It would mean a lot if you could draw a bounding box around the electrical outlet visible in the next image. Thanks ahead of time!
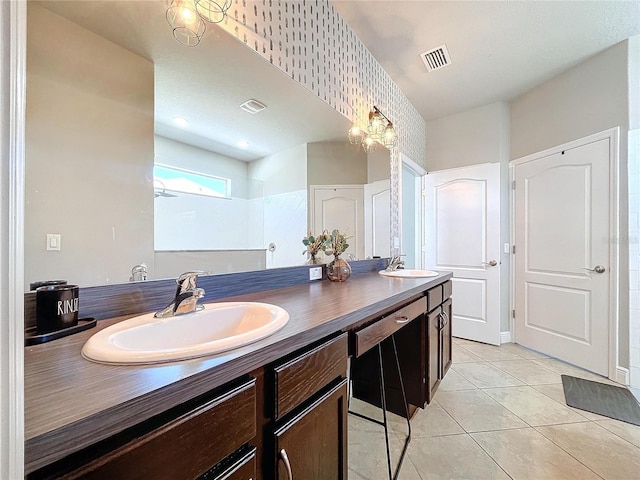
[309,266,323,281]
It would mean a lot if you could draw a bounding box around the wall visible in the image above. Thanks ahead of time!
[425,103,512,333]
[307,141,368,187]
[367,147,391,183]
[24,5,154,288]
[154,250,265,278]
[249,144,308,268]
[511,39,631,371]
[426,103,508,172]
[155,135,251,198]
[154,135,260,252]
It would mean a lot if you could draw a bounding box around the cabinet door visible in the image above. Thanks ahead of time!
[274,379,348,480]
[426,308,441,404]
[441,298,453,378]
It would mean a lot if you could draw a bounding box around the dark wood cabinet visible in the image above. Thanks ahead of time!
[273,379,348,480]
[270,334,349,480]
[426,282,453,403]
[441,297,452,378]
[46,378,257,480]
[426,308,441,403]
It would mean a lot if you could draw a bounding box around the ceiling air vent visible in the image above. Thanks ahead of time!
[420,44,451,72]
[239,99,267,114]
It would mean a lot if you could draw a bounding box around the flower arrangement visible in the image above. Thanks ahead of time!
[324,229,351,257]
[302,231,330,263]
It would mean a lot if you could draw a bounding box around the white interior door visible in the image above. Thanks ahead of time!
[310,185,364,260]
[425,163,501,345]
[513,136,612,376]
[364,179,390,259]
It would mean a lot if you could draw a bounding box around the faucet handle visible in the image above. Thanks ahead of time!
[176,270,208,292]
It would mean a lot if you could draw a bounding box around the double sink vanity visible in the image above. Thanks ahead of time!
[24,264,452,479]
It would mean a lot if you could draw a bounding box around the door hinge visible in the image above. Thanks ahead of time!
[512,309,516,319]
[512,180,516,190]
[512,245,516,254]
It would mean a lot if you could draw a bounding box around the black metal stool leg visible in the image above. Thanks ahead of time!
[390,335,411,480]
[347,335,413,480]
[377,342,394,480]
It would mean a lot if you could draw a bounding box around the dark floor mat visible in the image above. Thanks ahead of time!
[561,375,640,426]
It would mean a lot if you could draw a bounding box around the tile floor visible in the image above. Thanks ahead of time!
[348,338,640,479]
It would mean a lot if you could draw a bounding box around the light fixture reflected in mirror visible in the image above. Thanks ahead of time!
[166,0,206,47]
[348,106,397,152]
[166,0,232,46]
[195,0,232,24]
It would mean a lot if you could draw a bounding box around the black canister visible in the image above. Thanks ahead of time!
[36,284,79,334]
[30,279,67,291]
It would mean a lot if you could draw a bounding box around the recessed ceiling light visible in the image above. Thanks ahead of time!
[172,116,189,127]
[237,140,249,148]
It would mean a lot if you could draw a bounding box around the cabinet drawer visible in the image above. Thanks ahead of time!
[426,285,443,312]
[67,379,256,480]
[443,280,453,301]
[274,333,348,420]
[354,297,427,357]
[200,446,256,480]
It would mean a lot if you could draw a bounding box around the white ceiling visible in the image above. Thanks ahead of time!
[332,0,640,122]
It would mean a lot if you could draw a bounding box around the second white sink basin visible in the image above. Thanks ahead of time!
[379,269,439,278]
[82,302,289,365]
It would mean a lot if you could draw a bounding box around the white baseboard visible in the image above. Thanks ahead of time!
[500,331,512,344]
[615,366,629,385]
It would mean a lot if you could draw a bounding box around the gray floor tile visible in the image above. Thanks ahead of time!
[471,427,601,479]
[408,434,510,479]
[437,389,528,433]
[536,422,640,480]
[452,362,525,389]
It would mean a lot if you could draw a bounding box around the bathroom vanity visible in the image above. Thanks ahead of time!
[24,271,452,479]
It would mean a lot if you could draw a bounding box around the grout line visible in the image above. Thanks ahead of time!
[465,429,515,479]
[590,420,640,451]
[532,424,606,479]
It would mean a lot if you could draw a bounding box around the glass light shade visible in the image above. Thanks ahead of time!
[362,134,378,153]
[368,110,385,137]
[382,124,398,148]
[166,0,206,47]
[348,123,366,145]
[195,0,231,23]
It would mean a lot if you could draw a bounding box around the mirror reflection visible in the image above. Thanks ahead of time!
[24,0,391,289]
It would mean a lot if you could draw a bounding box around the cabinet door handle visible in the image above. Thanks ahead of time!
[441,311,449,327]
[279,448,293,480]
[437,313,443,330]
[395,315,410,324]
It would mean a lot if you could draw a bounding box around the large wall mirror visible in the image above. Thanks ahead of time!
[24,0,391,290]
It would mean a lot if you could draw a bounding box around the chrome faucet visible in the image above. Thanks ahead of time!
[129,263,148,282]
[154,271,205,318]
[386,254,406,271]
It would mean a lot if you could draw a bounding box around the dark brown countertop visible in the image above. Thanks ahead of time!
[24,271,452,473]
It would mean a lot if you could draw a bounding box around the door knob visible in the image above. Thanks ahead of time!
[482,260,498,267]
[582,265,606,274]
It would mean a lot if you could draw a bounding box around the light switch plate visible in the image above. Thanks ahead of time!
[309,266,322,281]
[47,233,61,251]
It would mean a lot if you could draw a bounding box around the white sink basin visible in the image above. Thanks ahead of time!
[82,302,289,365]
[379,269,439,278]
